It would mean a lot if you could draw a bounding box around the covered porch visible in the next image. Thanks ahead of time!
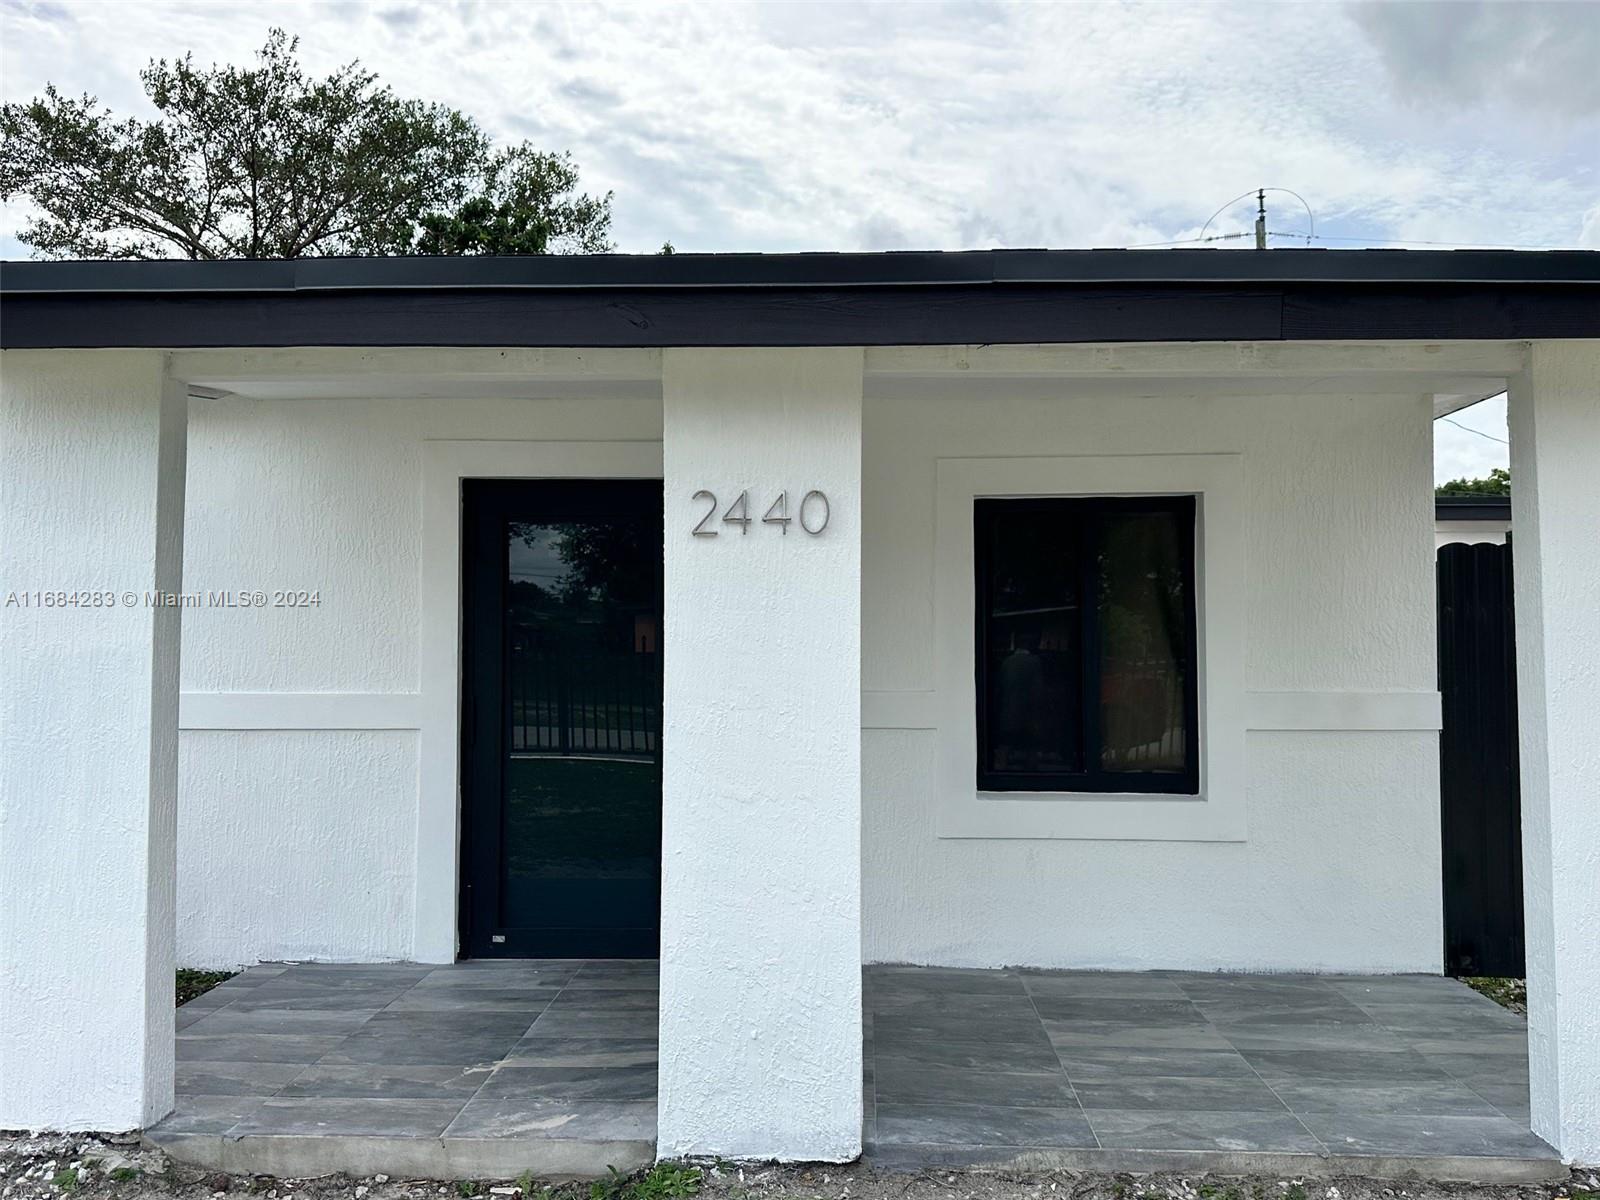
[152,961,1557,1180]
[2,253,1597,1175]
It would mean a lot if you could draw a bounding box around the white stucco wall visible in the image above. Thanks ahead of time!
[178,391,661,966]
[1509,341,1600,1165]
[177,730,419,965]
[861,386,1443,972]
[657,348,863,1162]
[177,367,1444,979]
[1,350,185,1130]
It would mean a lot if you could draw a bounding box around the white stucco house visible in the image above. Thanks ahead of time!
[0,250,1596,1169]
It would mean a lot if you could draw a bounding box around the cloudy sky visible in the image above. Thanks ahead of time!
[4,0,1594,480]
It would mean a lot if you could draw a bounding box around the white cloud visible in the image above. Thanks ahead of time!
[1435,396,1510,486]
[1,0,1596,254]
[1351,1,1600,118]
[1581,202,1600,250]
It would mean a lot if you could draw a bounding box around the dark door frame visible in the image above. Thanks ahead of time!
[457,477,664,959]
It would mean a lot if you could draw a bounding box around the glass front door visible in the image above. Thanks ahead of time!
[460,479,663,958]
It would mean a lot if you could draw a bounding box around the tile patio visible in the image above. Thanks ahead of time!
[863,965,1555,1177]
[153,960,659,1178]
[148,962,1560,1181]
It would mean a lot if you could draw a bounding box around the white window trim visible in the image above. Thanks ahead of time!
[414,439,664,962]
[934,453,1246,841]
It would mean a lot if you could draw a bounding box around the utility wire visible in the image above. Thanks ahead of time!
[1122,230,1564,251]
[1273,231,1564,251]
[1440,417,1509,445]
[1123,231,1253,249]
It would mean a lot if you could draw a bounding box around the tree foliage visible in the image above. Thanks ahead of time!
[0,30,613,259]
[1436,467,1510,497]
[414,147,612,255]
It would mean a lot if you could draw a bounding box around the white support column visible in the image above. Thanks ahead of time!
[658,348,863,1162]
[0,350,187,1131]
[1508,340,1600,1165]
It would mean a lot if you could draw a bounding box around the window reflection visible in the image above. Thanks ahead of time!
[983,510,1084,775]
[506,520,660,761]
[1098,511,1188,773]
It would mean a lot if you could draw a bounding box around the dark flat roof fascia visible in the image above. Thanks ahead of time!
[4,248,1600,294]
[3,250,1597,349]
[1436,495,1513,522]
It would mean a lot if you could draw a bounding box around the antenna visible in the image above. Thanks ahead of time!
[1198,188,1316,250]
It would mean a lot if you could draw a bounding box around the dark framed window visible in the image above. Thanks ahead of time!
[975,495,1199,795]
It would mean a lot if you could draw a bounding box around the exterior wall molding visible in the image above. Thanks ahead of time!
[179,687,1441,734]
[931,452,1249,843]
[415,438,663,963]
[864,689,1442,732]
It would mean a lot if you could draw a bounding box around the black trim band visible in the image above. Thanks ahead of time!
[3,281,1596,349]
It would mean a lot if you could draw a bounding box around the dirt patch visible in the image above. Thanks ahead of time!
[3,1135,1594,1200]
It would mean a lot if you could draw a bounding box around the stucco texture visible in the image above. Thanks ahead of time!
[1,350,184,1130]
[177,731,418,967]
[1509,341,1600,1164]
[657,348,863,1162]
[861,387,1443,972]
[182,394,662,693]
[177,392,661,965]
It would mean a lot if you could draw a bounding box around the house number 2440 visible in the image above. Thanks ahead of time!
[690,489,830,537]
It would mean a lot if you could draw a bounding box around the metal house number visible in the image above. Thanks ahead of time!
[690,489,830,537]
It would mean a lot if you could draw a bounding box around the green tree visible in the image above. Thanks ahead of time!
[1436,467,1510,497]
[0,30,612,259]
[413,147,612,255]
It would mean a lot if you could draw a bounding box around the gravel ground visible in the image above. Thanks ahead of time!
[2,1135,1595,1200]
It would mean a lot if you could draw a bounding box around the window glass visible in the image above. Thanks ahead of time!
[1098,510,1189,773]
[976,496,1197,794]
[982,509,1084,776]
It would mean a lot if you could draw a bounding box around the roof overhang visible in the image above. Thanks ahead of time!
[3,249,1597,350]
[1436,495,1513,521]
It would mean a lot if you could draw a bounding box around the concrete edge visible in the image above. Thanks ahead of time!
[862,1144,1568,1184]
[144,1131,655,1180]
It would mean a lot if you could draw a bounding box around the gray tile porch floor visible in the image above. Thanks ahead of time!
[149,962,1560,1181]
[862,966,1555,1176]
[154,960,659,1178]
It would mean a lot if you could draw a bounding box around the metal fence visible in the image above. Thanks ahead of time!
[507,622,660,760]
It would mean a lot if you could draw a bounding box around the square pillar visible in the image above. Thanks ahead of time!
[0,350,187,1131]
[1508,340,1600,1164]
[658,348,863,1161]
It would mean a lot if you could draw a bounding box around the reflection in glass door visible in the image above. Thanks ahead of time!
[461,480,663,958]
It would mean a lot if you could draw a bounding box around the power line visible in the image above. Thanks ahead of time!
[1123,231,1253,249]
[1440,417,1509,446]
[1274,231,1565,251]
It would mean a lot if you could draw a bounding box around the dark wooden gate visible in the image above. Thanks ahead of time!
[1437,540,1524,977]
